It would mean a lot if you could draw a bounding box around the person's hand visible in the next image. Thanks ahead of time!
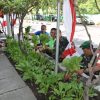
[45,45,49,49]
[64,74,71,81]
[29,33,34,36]
[76,69,84,75]
[36,45,43,52]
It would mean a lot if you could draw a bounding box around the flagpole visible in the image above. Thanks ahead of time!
[6,14,11,35]
[55,0,60,74]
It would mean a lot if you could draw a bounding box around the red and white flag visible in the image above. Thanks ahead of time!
[62,0,79,58]
[63,0,76,42]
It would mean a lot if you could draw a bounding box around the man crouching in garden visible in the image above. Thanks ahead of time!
[77,41,100,77]
[42,28,69,62]
[64,41,100,81]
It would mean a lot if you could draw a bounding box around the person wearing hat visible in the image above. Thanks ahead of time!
[64,41,100,81]
[80,41,95,68]
[77,41,100,75]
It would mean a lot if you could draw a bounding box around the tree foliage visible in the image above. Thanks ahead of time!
[78,0,100,14]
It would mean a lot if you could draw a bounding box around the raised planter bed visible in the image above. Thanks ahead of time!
[5,39,100,100]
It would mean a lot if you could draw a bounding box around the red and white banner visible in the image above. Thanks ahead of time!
[62,0,78,58]
[63,0,76,42]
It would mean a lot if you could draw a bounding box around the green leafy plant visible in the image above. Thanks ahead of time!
[39,34,49,46]
[36,73,64,94]
[89,87,98,97]
[6,39,97,100]
[62,56,82,73]
[32,35,40,47]
[50,75,84,100]
[24,26,31,40]
[25,26,31,34]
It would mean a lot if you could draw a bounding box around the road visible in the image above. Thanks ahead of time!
[74,25,100,47]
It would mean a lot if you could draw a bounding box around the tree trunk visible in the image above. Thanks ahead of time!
[10,13,14,39]
[18,13,27,54]
[83,82,89,100]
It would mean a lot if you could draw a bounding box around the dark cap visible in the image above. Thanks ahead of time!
[80,41,92,49]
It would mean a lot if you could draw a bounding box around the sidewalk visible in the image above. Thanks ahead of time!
[0,52,37,100]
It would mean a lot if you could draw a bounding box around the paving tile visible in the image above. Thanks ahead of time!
[0,67,19,80]
[0,73,26,94]
[0,86,37,100]
[0,54,37,100]
[0,54,13,68]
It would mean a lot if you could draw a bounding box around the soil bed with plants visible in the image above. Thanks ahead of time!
[5,51,46,100]
[5,37,100,100]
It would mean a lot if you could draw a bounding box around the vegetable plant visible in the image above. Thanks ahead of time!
[6,38,97,100]
[39,34,49,46]
[62,56,82,73]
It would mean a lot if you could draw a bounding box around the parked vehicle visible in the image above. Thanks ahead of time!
[48,15,63,22]
[76,16,82,24]
[49,15,57,21]
[84,16,95,25]
[52,16,57,21]
[76,16,95,25]
[35,14,44,20]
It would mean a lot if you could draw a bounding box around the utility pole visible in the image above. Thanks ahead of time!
[55,0,60,74]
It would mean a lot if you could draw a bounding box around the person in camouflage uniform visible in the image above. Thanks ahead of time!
[80,41,95,69]
[77,41,100,75]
